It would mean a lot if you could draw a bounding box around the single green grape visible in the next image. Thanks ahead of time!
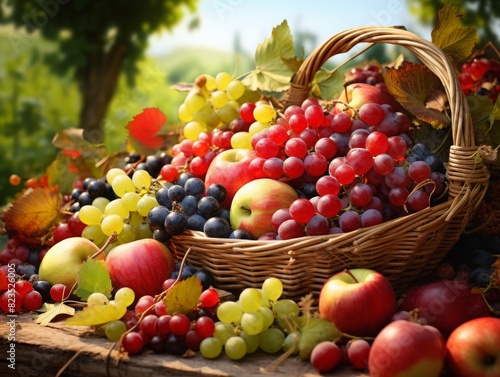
[199,337,222,359]
[224,336,247,360]
[79,205,103,225]
[114,287,135,307]
[104,320,127,342]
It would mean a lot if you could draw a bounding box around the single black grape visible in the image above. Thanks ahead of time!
[302,182,318,199]
[176,172,195,187]
[206,184,227,203]
[16,263,37,279]
[187,214,206,231]
[229,229,253,240]
[424,154,445,173]
[77,192,93,206]
[168,185,186,203]
[87,180,108,199]
[33,280,52,303]
[165,333,187,355]
[195,269,214,290]
[203,217,231,238]
[181,195,198,216]
[69,202,81,213]
[153,229,172,243]
[471,266,495,286]
[145,155,164,178]
[82,177,96,190]
[198,196,220,219]
[156,187,173,208]
[164,211,188,236]
[125,153,141,164]
[219,208,230,224]
[184,177,205,199]
[412,143,431,159]
[147,205,170,230]
[71,188,83,201]
[149,334,167,354]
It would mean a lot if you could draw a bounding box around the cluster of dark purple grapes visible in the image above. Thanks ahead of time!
[437,232,499,288]
[147,172,249,241]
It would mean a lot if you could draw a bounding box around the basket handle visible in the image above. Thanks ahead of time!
[288,26,473,149]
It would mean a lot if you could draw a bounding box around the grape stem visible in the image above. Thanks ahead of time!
[341,332,375,342]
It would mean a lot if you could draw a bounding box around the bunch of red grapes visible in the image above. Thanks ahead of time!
[459,57,500,103]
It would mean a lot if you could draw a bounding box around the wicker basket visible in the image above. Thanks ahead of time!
[169,26,490,300]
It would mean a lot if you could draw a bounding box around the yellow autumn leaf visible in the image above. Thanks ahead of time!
[164,275,202,315]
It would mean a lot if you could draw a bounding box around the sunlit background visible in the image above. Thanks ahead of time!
[0,0,498,206]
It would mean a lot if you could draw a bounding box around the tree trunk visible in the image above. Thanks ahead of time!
[78,35,127,144]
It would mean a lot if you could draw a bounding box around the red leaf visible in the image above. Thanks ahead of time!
[125,108,166,149]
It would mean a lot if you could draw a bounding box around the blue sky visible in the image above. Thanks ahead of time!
[147,0,431,56]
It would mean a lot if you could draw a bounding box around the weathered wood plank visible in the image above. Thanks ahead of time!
[0,314,368,377]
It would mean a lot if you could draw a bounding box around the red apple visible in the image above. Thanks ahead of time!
[368,320,446,377]
[229,178,299,239]
[39,237,104,292]
[335,83,404,112]
[318,269,396,337]
[204,148,257,209]
[446,317,500,377]
[106,239,175,299]
[398,279,490,338]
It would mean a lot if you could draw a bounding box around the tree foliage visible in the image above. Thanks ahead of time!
[0,0,198,142]
[408,0,500,47]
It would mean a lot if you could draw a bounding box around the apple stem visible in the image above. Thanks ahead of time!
[344,269,359,283]
[240,205,251,213]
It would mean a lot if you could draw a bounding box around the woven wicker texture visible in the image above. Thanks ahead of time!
[170,26,490,300]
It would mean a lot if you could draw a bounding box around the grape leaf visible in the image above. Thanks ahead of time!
[1,188,61,239]
[311,69,345,100]
[431,4,477,69]
[164,275,202,315]
[74,259,113,301]
[242,20,296,93]
[65,300,126,326]
[297,316,340,360]
[384,62,451,128]
[35,302,75,326]
[125,107,167,156]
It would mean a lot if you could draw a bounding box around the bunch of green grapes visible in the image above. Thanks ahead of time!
[78,168,160,247]
[178,72,250,141]
[199,277,297,360]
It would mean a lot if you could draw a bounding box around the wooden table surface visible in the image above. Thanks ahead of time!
[0,314,368,377]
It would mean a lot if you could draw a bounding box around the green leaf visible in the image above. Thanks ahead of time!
[242,20,296,93]
[74,259,113,301]
[384,62,450,128]
[65,301,126,326]
[164,275,202,315]
[311,69,345,100]
[431,4,477,68]
[35,302,75,326]
[297,316,340,360]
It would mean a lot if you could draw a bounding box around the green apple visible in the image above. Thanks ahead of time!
[39,237,103,292]
[230,178,299,239]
